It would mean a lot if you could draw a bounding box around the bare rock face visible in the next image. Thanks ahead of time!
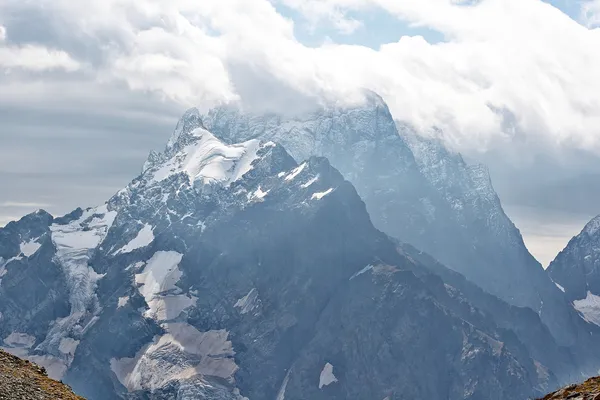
[0,349,84,400]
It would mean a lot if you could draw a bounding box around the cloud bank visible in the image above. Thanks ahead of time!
[0,0,599,155]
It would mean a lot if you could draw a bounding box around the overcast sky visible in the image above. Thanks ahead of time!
[1,0,599,266]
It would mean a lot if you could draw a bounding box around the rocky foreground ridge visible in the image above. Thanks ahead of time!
[540,377,600,400]
[0,349,83,400]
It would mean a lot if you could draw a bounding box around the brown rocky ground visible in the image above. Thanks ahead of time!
[540,377,600,400]
[0,349,84,400]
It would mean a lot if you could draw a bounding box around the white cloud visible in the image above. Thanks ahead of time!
[0,202,52,208]
[0,25,80,72]
[0,44,80,71]
[1,0,600,155]
[582,0,600,27]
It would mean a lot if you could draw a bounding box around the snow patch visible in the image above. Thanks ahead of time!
[276,369,292,400]
[3,332,35,349]
[285,163,306,181]
[58,338,80,355]
[301,175,319,188]
[110,323,237,392]
[249,186,269,201]
[234,288,261,315]
[311,188,334,200]
[20,239,41,257]
[115,224,154,255]
[135,251,196,321]
[350,264,374,280]
[126,261,145,271]
[574,291,600,327]
[554,281,565,293]
[118,296,130,308]
[319,362,338,389]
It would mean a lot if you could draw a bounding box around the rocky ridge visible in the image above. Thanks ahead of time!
[540,377,600,400]
[0,348,84,400]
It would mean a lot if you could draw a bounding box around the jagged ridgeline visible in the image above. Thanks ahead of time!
[1,94,600,399]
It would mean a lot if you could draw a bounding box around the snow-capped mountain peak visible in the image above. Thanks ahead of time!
[146,126,267,188]
[166,107,203,151]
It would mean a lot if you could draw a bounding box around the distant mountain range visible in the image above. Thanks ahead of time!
[1,93,599,399]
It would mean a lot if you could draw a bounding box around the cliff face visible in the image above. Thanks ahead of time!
[540,377,600,400]
[0,349,84,400]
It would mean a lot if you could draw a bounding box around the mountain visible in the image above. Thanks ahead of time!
[0,112,563,399]
[548,216,600,325]
[0,348,84,399]
[201,93,586,347]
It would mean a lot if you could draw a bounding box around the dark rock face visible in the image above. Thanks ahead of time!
[201,95,587,349]
[548,216,600,335]
[0,107,589,399]
[548,216,600,302]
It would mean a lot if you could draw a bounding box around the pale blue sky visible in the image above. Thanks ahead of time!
[275,0,586,49]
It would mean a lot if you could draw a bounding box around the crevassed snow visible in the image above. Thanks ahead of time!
[311,188,334,200]
[301,175,319,188]
[38,204,117,376]
[350,264,374,280]
[115,224,154,255]
[111,323,237,392]
[319,363,338,389]
[20,239,41,257]
[285,163,306,181]
[135,251,196,321]
[151,129,261,187]
[574,291,600,327]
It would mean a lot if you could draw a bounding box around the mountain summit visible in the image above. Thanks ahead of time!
[202,96,588,348]
[0,107,575,399]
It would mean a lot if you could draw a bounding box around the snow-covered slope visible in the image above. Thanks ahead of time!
[548,216,600,325]
[202,94,586,348]
[0,109,579,399]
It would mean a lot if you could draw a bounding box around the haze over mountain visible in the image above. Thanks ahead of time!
[2,103,600,400]
[1,1,600,399]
